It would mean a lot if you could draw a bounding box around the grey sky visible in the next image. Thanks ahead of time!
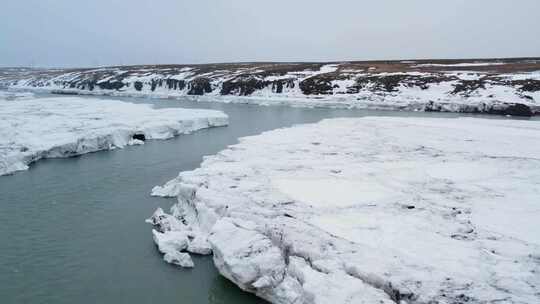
[1,0,539,67]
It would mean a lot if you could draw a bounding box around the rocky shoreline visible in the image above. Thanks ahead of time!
[1,58,539,116]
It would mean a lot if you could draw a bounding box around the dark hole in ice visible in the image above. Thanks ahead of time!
[132,133,146,141]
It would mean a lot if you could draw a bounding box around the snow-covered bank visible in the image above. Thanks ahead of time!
[0,96,228,176]
[149,117,540,303]
[0,90,34,100]
[2,59,539,115]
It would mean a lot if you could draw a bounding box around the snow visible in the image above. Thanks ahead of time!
[501,71,540,81]
[414,62,506,67]
[210,218,286,292]
[152,229,194,267]
[272,178,391,208]
[149,116,540,304]
[0,96,228,176]
[317,64,339,74]
[0,90,34,100]
[445,71,485,80]
[5,64,540,112]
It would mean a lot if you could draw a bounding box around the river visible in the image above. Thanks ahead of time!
[0,94,534,303]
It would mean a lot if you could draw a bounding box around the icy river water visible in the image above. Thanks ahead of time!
[0,94,536,304]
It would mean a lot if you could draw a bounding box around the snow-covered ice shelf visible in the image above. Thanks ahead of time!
[0,96,228,176]
[149,117,540,303]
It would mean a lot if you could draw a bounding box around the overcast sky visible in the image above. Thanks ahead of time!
[1,0,539,67]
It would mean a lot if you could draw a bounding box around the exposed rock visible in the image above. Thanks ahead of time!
[271,79,295,94]
[354,74,451,92]
[188,77,212,95]
[132,133,146,141]
[299,75,333,95]
[424,101,534,116]
[487,103,533,117]
[97,80,124,90]
[51,90,80,95]
[165,79,186,91]
[512,79,540,92]
[134,81,143,91]
[452,79,486,96]
[221,77,268,96]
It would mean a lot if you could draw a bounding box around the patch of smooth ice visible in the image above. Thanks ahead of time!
[150,116,540,304]
[272,178,390,208]
[0,96,228,176]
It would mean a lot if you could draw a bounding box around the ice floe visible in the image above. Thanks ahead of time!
[149,116,540,303]
[0,96,228,176]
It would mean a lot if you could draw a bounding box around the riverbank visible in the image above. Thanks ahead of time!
[2,58,539,116]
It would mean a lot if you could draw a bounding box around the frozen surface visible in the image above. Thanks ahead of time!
[0,96,228,176]
[0,90,34,100]
[413,62,506,67]
[150,117,540,303]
